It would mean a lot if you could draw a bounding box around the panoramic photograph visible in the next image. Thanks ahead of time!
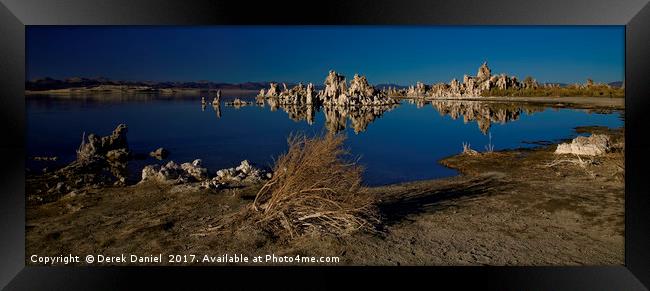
[25,26,624,266]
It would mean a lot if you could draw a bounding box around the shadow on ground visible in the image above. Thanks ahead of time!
[377,173,511,227]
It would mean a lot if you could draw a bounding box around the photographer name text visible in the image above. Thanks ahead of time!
[29,253,339,265]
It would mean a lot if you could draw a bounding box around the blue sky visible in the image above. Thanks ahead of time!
[26,26,624,85]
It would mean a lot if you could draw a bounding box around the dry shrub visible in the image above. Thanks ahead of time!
[251,133,379,238]
[543,154,600,178]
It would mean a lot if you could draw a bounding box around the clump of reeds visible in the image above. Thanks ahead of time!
[462,142,480,156]
[251,133,379,238]
[484,132,495,153]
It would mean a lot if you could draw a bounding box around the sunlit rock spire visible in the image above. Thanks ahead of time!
[477,61,491,82]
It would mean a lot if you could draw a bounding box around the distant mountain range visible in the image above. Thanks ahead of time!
[542,81,623,88]
[608,81,624,88]
[26,77,623,91]
[25,77,283,91]
[24,78,436,92]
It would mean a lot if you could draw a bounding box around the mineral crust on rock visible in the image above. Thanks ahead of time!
[201,160,271,189]
[258,70,397,107]
[141,159,209,184]
[393,62,549,99]
[76,124,129,163]
[555,134,611,156]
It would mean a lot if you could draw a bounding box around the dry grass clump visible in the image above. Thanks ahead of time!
[251,133,379,238]
[462,142,480,156]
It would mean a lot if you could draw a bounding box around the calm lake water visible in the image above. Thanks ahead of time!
[26,94,623,186]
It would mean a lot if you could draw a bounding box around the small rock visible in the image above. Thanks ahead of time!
[149,147,169,160]
[141,159,208,184]
[216,168,236,179]
[181,159,208,181]
[114,177,127,186]
[236,160,253,174]
[141,164,161,181]
[200,179,225,190]
[555,134,611,156]
[213,160,269,184]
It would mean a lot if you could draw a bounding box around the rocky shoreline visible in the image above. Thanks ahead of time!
[25,122,624,265]
[26,124,275,204]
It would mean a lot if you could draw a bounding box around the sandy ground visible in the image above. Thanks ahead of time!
[25,126,624,266]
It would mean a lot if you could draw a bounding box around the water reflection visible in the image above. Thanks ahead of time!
[230,97,556,135]
[213,103,222,119]
[205,97,619,135]
[406,98,428,109]
[322,105,398,134]
[277,103,317,125]
[31,93,620,137]
[430,100,545,134]
[256,98,398,134]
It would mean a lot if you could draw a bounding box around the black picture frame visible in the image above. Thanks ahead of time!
[1,0,649,289]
